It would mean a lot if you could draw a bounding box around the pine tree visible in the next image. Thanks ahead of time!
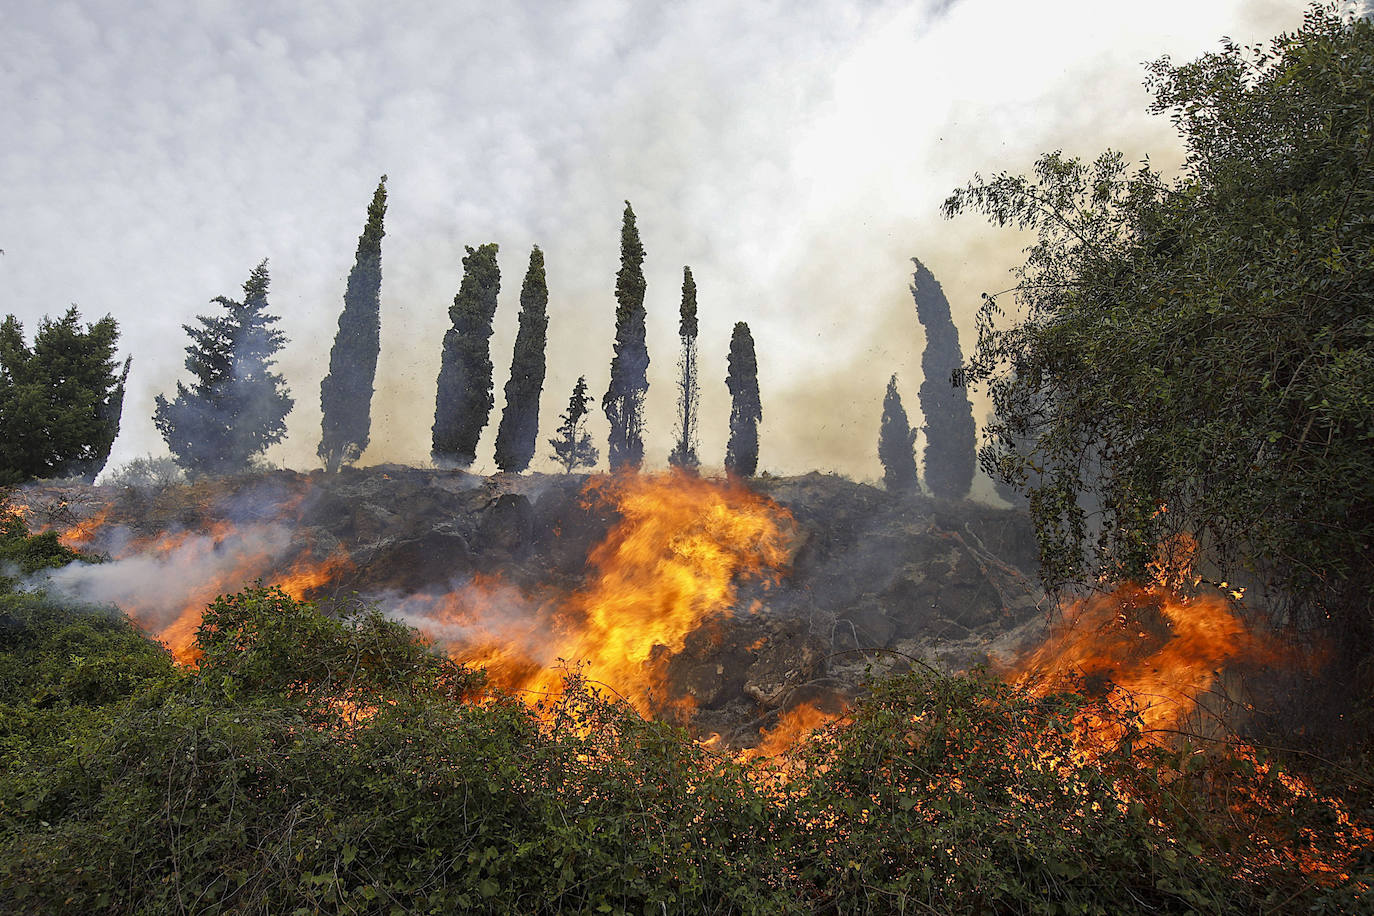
[318,176,387,473]
[912,257,976,499]
[724,321,761,477]
[493,246,549,473]
[879,374,919,493]
[153,260,293,476]
[432,244,501,468]
[549,375,598,472]
[603,201,648,470]
[668,266,700,470]
[0,307,129,484]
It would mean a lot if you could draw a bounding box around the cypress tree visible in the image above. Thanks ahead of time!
[493,247,550,473]
[0,307,129,484]
[318,175,387,473]
[432,244,501,468]
[912,257,976,499]
[602,201,648,470]
[668,266,700,470]
[879,374,919,493]
[153,260,293,475]
[724,321,761,477]
[549,375,599,472]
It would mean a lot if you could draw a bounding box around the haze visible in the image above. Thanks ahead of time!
[0,0,1312,490]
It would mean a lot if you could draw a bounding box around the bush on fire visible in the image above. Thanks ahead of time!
[0,551,1366,914]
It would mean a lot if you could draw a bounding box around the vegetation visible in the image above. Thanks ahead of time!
[669,266,700,470]
[911,257,977,500]
[603,201,649,471]
[494,247,550,473]
[878,374,919,493]
[944,5,1374,691]
[0,307,129,485]
[725,321,761,477]
[433,243,501,469]
[153,261,294,476]
[319,176,387,473]
[548,375,598,472]
[0,561,1365,913]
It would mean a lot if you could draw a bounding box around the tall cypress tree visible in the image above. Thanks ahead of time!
[724,321,761,477]
[432,244,500,468]
[318,175,387,473]
[603,201,648,470]
[912,257,976,499]
[154,260,293,476]
[493,246,549,473]
[0,307,129,484]
[879,374,919,493]
[668,266,700,470]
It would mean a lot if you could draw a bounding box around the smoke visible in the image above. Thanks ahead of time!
[0,0,1306,487]
[34,523,297,633]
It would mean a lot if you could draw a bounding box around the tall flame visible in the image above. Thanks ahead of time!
[421,470,796,715]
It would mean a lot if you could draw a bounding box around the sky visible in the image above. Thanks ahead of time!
[0,0,1317,493]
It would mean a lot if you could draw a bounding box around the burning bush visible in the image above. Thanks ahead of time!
[2,583,1369,913]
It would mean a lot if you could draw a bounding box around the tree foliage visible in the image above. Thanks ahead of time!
[494,247,550,473]
[319,176,387,473]
[944,6,1374,669]
[548,375,598,473]
[0,307,129,484]
[153,261,293,476]
[433,244,500,469]
[725,321,761,477]
[603,202,649,471]
[669,266,700,470]
[912,257,977,500]
[879,374,919,493]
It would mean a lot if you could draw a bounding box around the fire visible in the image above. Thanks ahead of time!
[1008,583,1281,749]
[420,470,796,716]
[743,701,843,760]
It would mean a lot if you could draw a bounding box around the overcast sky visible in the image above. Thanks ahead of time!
[0,0,1311,490]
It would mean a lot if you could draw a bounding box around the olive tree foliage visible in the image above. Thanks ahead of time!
[943,7,1374,657]
[318,176,387,473]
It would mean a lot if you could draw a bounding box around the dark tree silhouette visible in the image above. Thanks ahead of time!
[724,321,761,477]
[668,266,699,470]
[432,244,500,468]
[879,374,919,493]
[0,307,129,484]
[912,257,976,499]
[603,201,648,470]
[549,375,598,472]
[318,176,387,473]
[494,247,550,473]
[154,260,293,475]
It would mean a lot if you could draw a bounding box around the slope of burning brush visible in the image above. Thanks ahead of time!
[336,470,798,717]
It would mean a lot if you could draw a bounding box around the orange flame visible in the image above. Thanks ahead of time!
[1008,583,1281,749]
[418,470,796,716]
